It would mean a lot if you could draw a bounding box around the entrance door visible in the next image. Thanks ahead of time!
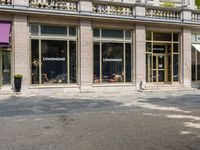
[153,54,166,82]
[0,49,11,88]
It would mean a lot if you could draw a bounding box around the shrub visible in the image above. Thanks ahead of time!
[161,2,176,8]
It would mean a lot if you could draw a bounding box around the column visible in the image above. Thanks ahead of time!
[182,28,192,87]
[135,24,146,90]
[13,15,29,93]
[79,19,93,92]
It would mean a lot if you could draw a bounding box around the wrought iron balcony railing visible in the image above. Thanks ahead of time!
[146,7,181,20]
[0,0,11,5]
[92,3,132,16]
[29,0,78,11]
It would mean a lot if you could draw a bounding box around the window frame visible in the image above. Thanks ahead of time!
[93,28,133,84]
[30,24,78,85]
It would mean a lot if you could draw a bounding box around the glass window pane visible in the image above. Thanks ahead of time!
[197,51,200,80]
[192,47,196,81]
[146,32,151,41]
[31,24,39,35]
[93,42,100,83]
[125,31,131,40]
[173,33,178,41]
[146,54,152,82]
[69,41,77,83]
[146,42,152,52]
[197,35,200,43]
[41,40,67,84]
[192,34,196,43]
[41,26,67,36]
[31,40,39,84]
[126,43,131,82]
[2,51,11,85]
[93,29,100,38]
[173,54,179,81]
[102,29,123,39]
[69,27,76,36]
[168,54,171,82]
[153,32,171,41]
[102,43,124,83]
[173,43,179,53]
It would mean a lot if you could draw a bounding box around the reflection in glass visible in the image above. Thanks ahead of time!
[197,51,200,80]
[41,40,67,84]
[146,54,152,82]
[126,43,131,82]
[102,43,124,83]
[173,43,179,53]
[192,47,196,81]
[93,29,100,37]
[70,41,77,83]
[173,54,179,81]
[168,55,171,82]
[93,43,100,83]
[146,43,152,52]
[146,32,151,41]
[31,40,39,84]
[153,32,171,41]
[2,51,11,85]
[102,29,123,39]
[173,33,178,41]
[69,27,76,36]
[41,26,67,36]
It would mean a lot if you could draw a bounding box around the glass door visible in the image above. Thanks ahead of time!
[0,49,11,88]
[153,54,166,83]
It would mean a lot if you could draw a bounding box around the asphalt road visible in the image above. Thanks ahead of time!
[0,91,200,150]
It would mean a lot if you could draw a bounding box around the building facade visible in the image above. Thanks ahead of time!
[0,0,200,95]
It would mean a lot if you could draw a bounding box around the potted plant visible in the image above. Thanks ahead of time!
[14,74,23,92]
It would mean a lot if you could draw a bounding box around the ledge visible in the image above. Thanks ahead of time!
[28,84,80,89]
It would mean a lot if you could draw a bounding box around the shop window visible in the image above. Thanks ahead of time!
[31,40,39,84]
[153,32,171,41]
[102,43,124,83]
[102,29,123,39]
[93,29,100,38]
[41,25,67,36]
[30,24,77,85]
[126,43,132,82]
[30,24,39,36]
[41,40,67,84]
[93,28,132,84]
[93,42,100,83]
[69,27,76,36]
[146,32,151,41]
[192,47,196,81]
[69,41,77,83]
[173,54,179,81]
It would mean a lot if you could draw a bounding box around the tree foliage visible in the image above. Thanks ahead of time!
[196,0,200,9]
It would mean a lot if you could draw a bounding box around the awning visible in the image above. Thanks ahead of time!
[0,22,11,46]
[192,44,200,53]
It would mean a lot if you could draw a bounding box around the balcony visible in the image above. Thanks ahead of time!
[0,0,11,5]
[0,0,199,25]
[192,11,200,21]
[146,6,181,20]
[29,0,78,11]
[92,3,132,16]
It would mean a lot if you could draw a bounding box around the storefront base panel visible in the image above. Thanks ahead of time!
[91,85,137,93]
[27,87,80,96]
[192,82,200,89]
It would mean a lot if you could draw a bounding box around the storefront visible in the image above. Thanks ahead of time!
[146,32,180,84]
[0,22,11,89]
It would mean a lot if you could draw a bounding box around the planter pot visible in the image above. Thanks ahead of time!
[14,77,22,92]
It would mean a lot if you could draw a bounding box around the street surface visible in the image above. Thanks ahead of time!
[0,91,200,150]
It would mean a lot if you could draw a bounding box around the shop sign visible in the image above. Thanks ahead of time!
[153,47,164,51]
[43,57,66,61]
[103,58,122,62]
